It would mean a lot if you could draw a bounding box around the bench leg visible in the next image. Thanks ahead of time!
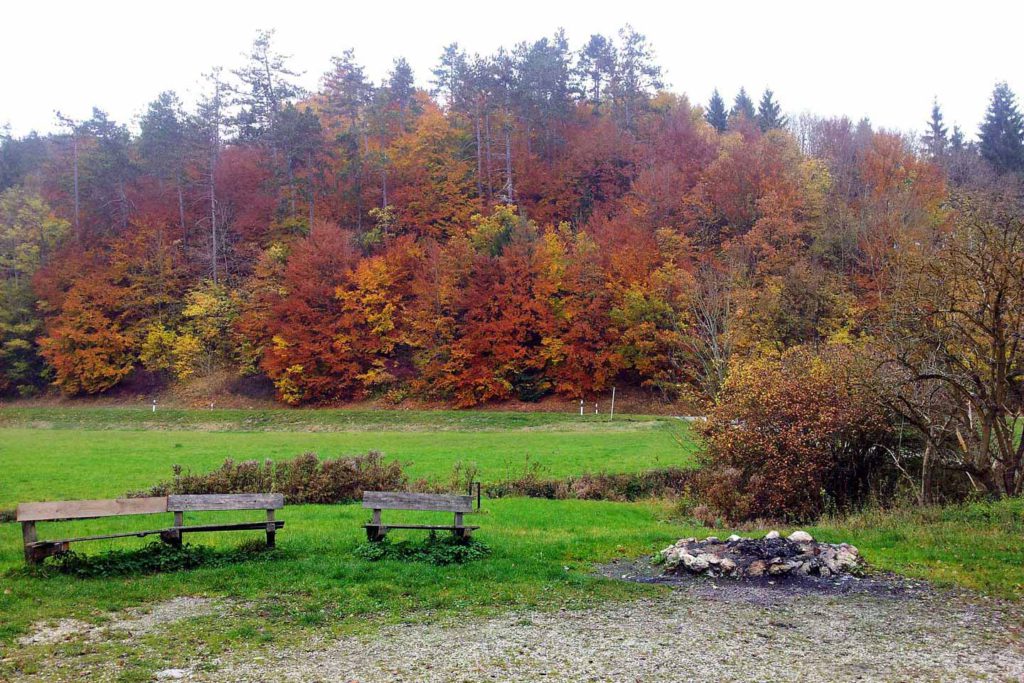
[26,541,68,565]
[266,509,276,548]
[159,529,182,547]
[366,508,387,542]
[453,512,472,540]
[161,511,183,547]
[22,521,37,564]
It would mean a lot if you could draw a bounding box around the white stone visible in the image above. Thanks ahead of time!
[727,534,742,542]
[788,530,813,543]
[684,553,709,571]
[156,670,187,680]
[698,553,720,565]
[836,549,860,570]
[718,558,737,573]
[704,536,719,543]
[764,530,780,540]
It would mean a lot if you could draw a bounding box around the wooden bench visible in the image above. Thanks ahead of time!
[16,493,284,565]
[362,491,479,542]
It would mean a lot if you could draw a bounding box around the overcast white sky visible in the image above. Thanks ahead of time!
[2,0,1021,139]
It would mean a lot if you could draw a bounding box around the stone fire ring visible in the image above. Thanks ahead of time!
[660,530,862,578]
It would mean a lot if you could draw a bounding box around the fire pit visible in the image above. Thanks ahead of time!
[659,530,862,578]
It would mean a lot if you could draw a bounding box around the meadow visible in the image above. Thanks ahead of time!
[0,406,1021,681]
[0,407,697,504]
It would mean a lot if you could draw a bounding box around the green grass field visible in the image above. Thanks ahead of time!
[0,406,1021,681]
[0,408,697,505]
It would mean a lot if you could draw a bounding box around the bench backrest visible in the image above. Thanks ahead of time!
[16,497,168,522]
[17,493,285,522]
[167,493,284,512]
[362,491,472,513]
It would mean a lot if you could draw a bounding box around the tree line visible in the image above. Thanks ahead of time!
[1,29,1023,509]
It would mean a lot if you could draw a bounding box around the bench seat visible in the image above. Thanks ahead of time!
[17,494,285,565]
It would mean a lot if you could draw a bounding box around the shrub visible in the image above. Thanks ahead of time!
[132,451,407,504]
[697,344,895,523]
[132,452,693,506]
[485,459,694,501]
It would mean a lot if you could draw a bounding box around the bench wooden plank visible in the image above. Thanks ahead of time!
[362,491,472,512]
[16,497,168,522]
[167,493,284,511]
[26,527,172,545]
[24,522,287,551]
[174,521,284,533]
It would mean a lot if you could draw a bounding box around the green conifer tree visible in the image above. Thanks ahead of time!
[756,88,787,131]
[730,87,756,123]
[979,82,1024,174]
[921,98,949,161]
[705,89,728,133]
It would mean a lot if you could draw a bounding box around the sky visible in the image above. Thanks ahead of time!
[2,0,1021,139]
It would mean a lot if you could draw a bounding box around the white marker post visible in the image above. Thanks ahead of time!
[579,399,584,417]
[151,399,157,413]
[610,386,616,420]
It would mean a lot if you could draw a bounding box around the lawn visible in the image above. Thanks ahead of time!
[0,407,1021,681]
[0,408,697,506]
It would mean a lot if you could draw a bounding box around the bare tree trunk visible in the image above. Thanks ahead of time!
[504,123,513,202]
[475,106,483,199]
[72,135,80,241]
[210,166,217,285]
[177,181,187,251]
[308,189,315,231]
[921,442,934,505]
[484,114,494,201]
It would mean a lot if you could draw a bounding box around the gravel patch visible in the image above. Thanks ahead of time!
[15,596,221,647]
[202,579,1024,682]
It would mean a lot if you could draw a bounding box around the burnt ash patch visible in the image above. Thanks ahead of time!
[598,555,933,601]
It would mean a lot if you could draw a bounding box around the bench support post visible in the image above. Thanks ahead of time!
[453,512,472,540]
[22,521,37,564]
[160,511,184,547]
[266,509,276,547]
[366,508,386,542]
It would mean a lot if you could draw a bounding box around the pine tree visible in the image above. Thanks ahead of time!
[730,87,756,123]
[921,98,949,161]
[979,82,1024,175]
[950,124,966,152]
[231,30,305,144]
[574,34,617,106]
[610,25,663,130]
[705,89,728,132]
[387,58,417,120]
[756,88,787,132]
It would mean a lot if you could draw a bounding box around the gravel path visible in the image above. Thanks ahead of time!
[203,579,1024,682]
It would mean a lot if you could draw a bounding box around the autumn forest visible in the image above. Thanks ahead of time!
[2,27,1023,512]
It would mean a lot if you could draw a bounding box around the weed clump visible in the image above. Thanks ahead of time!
[17,540,277,578]
[354,534,490,565]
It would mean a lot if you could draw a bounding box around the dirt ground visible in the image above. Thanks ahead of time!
[8,569,1024,682]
